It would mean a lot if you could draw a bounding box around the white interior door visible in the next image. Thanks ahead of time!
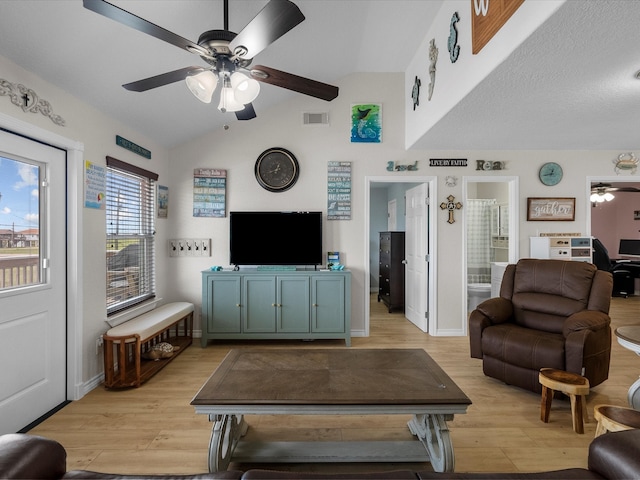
[405,184,428,332]
[0,130,66,433]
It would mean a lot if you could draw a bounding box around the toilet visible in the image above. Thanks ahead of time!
[468,283,491,311]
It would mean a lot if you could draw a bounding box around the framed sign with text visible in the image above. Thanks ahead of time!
[472,0,525,54]
[527,197,575,221]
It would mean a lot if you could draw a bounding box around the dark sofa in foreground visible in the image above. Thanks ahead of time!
[2,430,640,479]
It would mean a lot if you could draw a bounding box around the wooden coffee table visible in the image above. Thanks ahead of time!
[615,326,640,409]
[191,348,471,473]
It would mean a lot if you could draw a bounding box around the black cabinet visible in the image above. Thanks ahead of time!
[378,231,405,313]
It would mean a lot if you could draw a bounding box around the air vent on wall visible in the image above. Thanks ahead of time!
[303,112,329,125]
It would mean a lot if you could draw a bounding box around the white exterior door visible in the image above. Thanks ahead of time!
[0,130,66,433]
[405,184,428,332]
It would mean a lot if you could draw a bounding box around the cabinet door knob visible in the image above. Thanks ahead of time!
[313,303,318,307]
[272,303,277,307]
[236,304,241,307]
[402,260,408,264]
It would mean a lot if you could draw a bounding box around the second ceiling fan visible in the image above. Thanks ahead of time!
[83,0,339,121]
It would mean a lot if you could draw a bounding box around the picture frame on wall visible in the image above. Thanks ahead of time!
[527,197,575,221]
[350,103,381,143]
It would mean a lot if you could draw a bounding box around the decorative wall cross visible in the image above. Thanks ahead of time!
[440,195,462,224]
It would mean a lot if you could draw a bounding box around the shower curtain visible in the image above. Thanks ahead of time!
[467,199,496,283]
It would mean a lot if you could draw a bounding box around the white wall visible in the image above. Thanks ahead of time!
[1,32,639,390]
[166,70,638,337]
[0,54,170,390]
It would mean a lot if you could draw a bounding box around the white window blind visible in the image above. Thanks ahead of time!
[106,156,157,315]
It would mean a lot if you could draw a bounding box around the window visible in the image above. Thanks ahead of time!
[0,155,42,291]
[106,156,157,315]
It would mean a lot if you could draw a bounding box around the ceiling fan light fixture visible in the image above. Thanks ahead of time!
[590,191,614,203]
[230,72,260,104]
[185,70,218,103]
[218,74,244,113]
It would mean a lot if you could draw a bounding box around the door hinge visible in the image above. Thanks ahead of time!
[425,197,429,205]
[41,179,49,188]
[425,254,430,262]
[42,258,49,269]
[424,311,429,319]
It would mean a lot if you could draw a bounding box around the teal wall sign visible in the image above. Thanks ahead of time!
[116,135,151,159]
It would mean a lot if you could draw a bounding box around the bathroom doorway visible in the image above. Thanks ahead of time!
[463,177,518,320]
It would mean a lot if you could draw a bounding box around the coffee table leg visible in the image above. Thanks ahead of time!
[207,414,248,472]
[408,413,454,472]
[628,377,640,410]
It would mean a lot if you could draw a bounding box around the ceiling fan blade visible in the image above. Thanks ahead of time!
[236,103,257,121]
[229,0,305,60]
[123,67,205,92]
[83,0,209,56]
[250,65,338,101]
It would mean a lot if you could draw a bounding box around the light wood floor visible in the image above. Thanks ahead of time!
[29,295,640,476]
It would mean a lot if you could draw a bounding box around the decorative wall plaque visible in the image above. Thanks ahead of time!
[387,161,418,172]
[411,76,421,110]
[448,12,461,63]
[613,152,638,175]
[430,158,467,167]
[193,168,227,218]
[527,197,575,221]
[0,78,65,126]
[471,0,525,54]
[476,160,504,171]
[428,39,438,100]
[440,195,463,224]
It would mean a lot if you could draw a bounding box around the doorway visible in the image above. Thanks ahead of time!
[364,176,436,337]
[0,129,66,433]
[588,176,640,295]
[463,177,518,325]
[0,112,84,433]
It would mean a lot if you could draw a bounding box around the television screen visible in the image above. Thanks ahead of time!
[230,211,323,266]
[619,239,640,256]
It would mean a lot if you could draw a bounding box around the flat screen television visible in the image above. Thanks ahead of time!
[230,211,323,266]
[619,239,640,257]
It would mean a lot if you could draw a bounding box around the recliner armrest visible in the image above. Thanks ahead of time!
[0,433,66,479]
[563,310,610,337]
[475,297,513,324]
[588,429,640,480]
[468,298,513,359]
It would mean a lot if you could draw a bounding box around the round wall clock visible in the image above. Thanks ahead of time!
[539,162,563,186]
[255,147,299,192]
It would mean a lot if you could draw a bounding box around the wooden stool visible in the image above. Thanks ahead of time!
[539,368,590,434]
[594,404,640,437]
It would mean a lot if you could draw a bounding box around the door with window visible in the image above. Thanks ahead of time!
[0,130,66,434]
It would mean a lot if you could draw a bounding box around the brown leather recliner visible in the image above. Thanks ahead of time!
[469,258,613,394]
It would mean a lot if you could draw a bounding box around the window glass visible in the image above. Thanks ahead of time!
[0,156,41,291]
[106,165,155,314]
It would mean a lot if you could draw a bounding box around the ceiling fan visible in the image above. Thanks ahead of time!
[590,182,640,203]
[83,0,339,121]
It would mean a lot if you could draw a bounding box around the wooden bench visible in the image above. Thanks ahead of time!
[103,302,194,389]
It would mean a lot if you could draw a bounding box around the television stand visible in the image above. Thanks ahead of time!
[201,269,351,347]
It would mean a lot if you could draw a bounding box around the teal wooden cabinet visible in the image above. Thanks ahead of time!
[201,274,241,347]
[311,275,345,333]
[201,269,351,346]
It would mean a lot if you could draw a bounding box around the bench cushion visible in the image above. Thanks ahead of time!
[105,302,194,342]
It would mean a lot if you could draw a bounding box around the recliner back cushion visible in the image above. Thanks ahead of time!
[510,259,596,333]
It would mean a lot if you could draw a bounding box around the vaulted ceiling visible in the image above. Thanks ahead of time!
[0,1,639,151]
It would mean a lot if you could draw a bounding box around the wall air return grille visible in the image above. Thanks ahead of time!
[303,112,329,125]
